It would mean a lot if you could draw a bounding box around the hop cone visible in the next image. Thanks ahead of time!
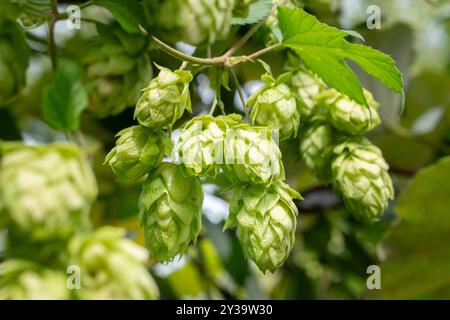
[173,114,243,176]
[138,163,204,262]
[224,124,285,186]
[225,182,301,273]
[150,0,236,46]
[321,88,381,135]
[331,139,394,221]
[249,74,300,140]
[105,125,168,181]
[81,26,152,117]
[0,143,98,241]
[68,227,159,300]
[0,17,30,107]
[135,65,193,129]
[0,260,69,300]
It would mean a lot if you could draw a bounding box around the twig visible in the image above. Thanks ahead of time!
[223,19,267,57]
[230,68,247,114]
[48,0,59,69]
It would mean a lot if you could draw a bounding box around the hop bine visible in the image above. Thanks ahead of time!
[68,227,159,300]
[331,139,394,221]
[225,182,301,273]
[105,125,169,181]
[135,65,193,130]
[138,163,204,262]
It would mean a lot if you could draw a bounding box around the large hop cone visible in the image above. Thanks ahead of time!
[249,73,300,140]
[105,125,168,181]
[138,163,204,261]
[321,88,381,135]
[225,182,301,273]
[135,65,193,130]
[224,124,285,186]
[0,260,70,300]
[68,227,159,300]
[81,25,152,118]
[173,114,243,177]
[331,139,394,221]
[0,17,30,107]
[0,143,97,241]
[149,0,236,46]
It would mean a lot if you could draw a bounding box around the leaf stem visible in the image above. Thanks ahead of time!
[48,0,59,70]
[230,68,247,115]
[223,18,267,57]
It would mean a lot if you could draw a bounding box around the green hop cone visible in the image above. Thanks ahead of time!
[331,139,394,221]
[135,65,193,130]
[68,227,159,300]
[173,114,243,177]
[224,124,285,185]
[0,260,70,300]
[81,25,152,117]
[105,125,168,181]
[249,73,300,140]
[225,182,301,273]
[149,0,236,46]
[138,163,204,262]
[321,88,381,135]
[0,143,98,241]
[0,17,30,107]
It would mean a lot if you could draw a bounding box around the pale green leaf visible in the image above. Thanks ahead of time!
[232,0,273,25]
[92,0,144,34]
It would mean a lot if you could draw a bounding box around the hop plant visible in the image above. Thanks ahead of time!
[135,65,193,130]
[105,125,168,181]
[0,260,70,300]
[0,143,98,241]
[225,182,301,273]
[68,227,159,300]
[81,26,152,118]
[249,73,301,140]
[331,139,394,221]
[149,0,236,46]
[173,114,243,176]
[321,88,381,135]
[0,17,30,107]
[138,163,204,261]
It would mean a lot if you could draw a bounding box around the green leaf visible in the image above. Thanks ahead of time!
[43,59,88,132]
[232,0,273,25]
[278,7,403,106]
[92,0,144,34]
[373,157,450,299]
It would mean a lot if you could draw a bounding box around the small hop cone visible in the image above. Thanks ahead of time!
[289,69,326,119]
[135,65,193,129]
[138,163,204,262]
[68,226,159,300]
[249,73,300,140]
[0,143,98,241]
[321,88,381,135]
[331,139,394,221]
[105,125,168,181]
[173,114,243,177]
[225,182,301,273]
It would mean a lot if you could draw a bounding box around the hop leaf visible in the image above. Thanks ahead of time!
[331,139,394,221]
[138,163,204,262]
[135,65,193,129]
[105,125,168,181]
[225,182,301,273]
[68,226,159,300]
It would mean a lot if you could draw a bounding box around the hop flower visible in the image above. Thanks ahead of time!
[105,125,168,181]
[135,65,193,130]
[321,88,381,135]
[0,17,30,107]
[68,227,159,300]
[249,73,300,140]
[331,139,394,221]
[224,124,285,185]
[225,182,301,273]
[173,114,243,176]
[0,143,97,241]
[0,260,70,300]
[149,0,236,46]
[138,163,204,261]
[81,26,152,117]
